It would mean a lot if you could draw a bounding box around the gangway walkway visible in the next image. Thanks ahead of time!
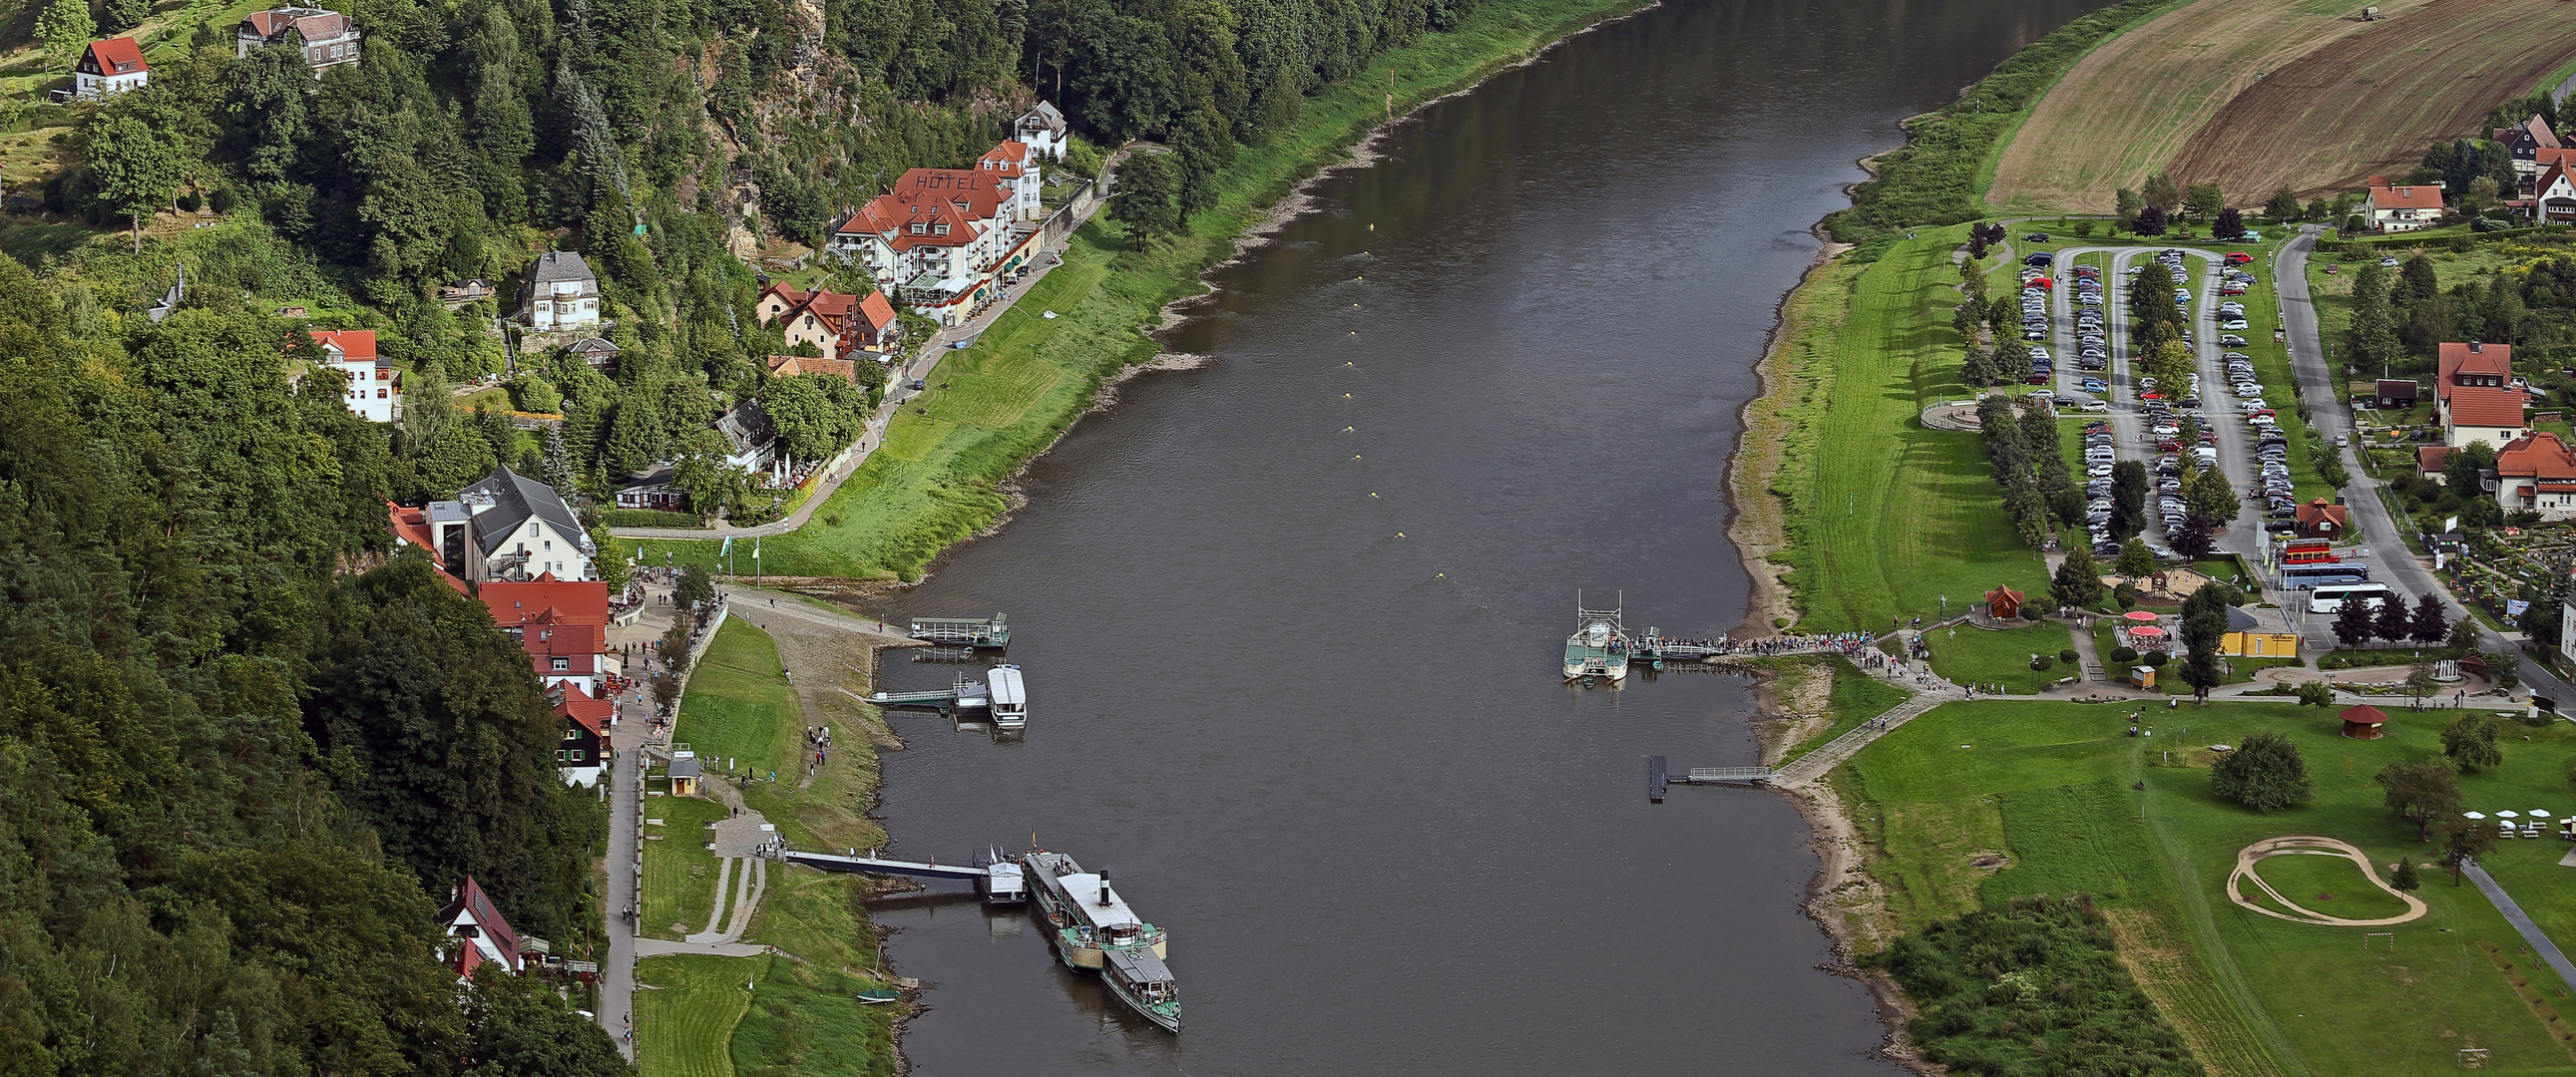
[773,847,994,882]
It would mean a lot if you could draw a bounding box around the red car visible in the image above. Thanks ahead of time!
[2226,252,2254,264]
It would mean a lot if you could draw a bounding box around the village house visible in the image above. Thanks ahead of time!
[755,284,899,360]
[823,157,1049,326]
[2535,159,2576,224]
[766,353,859,382]
[525,251,601,330]
[2372,378,2418,411]
[2494,116,2563,192]
[978,141,1046,220]
[716,400,777,475]
[1015,101,1069,162]
[311,329,398,423]
[438,278,495,309]
[2490,431,2576,521]
[423,467,597,582]
[437,877,527,977]
[614,465,684,513]
[552,684,612,787]
[2416,445,2451,486]
[480,576,613,698]
[567,336,621,370]
[2361,177,2445,232]
[72,38,148,100]
[2294,498,2350,539]
[2436,341,2526,446]
[236,7,361,76]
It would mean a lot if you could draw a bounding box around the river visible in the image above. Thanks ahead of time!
[860,0,2102,1071]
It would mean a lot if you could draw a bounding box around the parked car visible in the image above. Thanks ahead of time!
[2225,252,2253,264]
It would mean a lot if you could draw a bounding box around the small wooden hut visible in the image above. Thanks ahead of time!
[2339,704,2388,740]
[1985,585,2024,620]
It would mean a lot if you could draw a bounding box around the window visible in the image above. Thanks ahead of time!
[556,750,568,761]
[552,657,571,671]
[570,750,584,761]
[564,728,578,740]
[377,389,387,399]
[910,223,925,234]
[935,224,950,236]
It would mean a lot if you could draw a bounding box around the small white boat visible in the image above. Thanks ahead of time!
[989,665,1027,729]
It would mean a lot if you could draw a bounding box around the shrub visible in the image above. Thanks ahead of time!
[2030,654,2056,671]
[1870,898,2200,1075]
[2058,648,2079,662]
[2110,646,2138,663]
[602,509,705,529]
[2143,650,2169,667]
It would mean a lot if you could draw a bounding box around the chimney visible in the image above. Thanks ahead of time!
[2472,342,2484,353]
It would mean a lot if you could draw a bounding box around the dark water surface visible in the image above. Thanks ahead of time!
[863,0,2101,1071]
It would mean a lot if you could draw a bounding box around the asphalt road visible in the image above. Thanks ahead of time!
[2275,225,2570,702]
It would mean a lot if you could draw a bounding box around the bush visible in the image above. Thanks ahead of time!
[602,509,705,529]
[2110,646,2138,663]
[2058,648,2079,662]
[176,191,201,213]
[2143,650,2169,667]
[1870,898,2200,1075]
[2030,654,2056,671]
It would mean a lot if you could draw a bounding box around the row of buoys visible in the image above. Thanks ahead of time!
[1355,229,1402,542]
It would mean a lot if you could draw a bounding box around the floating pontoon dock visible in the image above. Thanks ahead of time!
[910,613,1009,647]
[1647,756,1775,799]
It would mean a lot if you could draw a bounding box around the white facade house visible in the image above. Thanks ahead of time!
[311,329,398,422]
[525,251,601,330]
[2361,179,2444,232]
[979,141,1045,220]
[823,162,1046,326]
[426,467,597,582]
[1015,101,1068,162]
[73,38,149,100]
[236,7,361,76]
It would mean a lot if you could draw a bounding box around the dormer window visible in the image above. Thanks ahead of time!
[910,223,925,234]
[935,224,949,235]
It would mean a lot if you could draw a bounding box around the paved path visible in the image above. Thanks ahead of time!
[597,646,654,1057]
[2276,226,2572,705]
[635,937,772,959]
[2462,863,2576,996]
[726,588,917,645]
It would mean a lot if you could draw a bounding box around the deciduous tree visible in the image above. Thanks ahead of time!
[2184,182,2224,220]
[84,114,182,253]
[2264,186,2301,221]
[2211,731,2311,813]
[2050,546,2107,609]
[2409,592,2449,643]
[2441,712,2503,771]
[34,0,91,52]
[1111,151,1182,247]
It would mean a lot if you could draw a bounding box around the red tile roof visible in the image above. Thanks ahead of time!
[2447,384,2526,428]
[2416,445,2450,475]
[978,141,1030,179]
[553,682,614,736]
[437,876,521,974]
[310,329,377,361]
[480,579,610,626]
[2496,432,2576,481]
[2367,183,2444,213]
[85,37,146,75]
[766,353,860,382]
[2438,341,2511,389]
[2296,499,2350,529]
[856,289,896,331]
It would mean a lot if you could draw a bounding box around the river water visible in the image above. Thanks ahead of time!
[862,0,2101,1071]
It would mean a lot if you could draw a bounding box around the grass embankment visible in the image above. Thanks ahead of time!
[1841,699,2576,1076]
[619,0,1655,580]
[673,617,806,781]
[1781,658,1913,765]
[1986,0,2433,213]
[646,615,900,1075]
[1823,0,2181,255]
[641,794,730,940]
[1752,226,2051,633]
[1924,622,2075,694]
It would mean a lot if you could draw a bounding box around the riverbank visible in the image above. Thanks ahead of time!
[617,0,1659,582]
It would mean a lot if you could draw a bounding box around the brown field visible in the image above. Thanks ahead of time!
[1988,0,2435,213]
[2168,0,2576,199]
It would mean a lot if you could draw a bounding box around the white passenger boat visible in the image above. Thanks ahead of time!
[1022,850,1178,1033]
[988,664,1027,729]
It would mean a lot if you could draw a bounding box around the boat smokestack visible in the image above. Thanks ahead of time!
[1098,868,1112,905]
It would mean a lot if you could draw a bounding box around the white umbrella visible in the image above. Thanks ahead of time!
[2531,809,2554,818]
[2463,812,2488,820]
[2499,811,2521,819]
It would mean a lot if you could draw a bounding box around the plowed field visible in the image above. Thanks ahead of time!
[1988,0,2433,213]
[2169,0,2576,198]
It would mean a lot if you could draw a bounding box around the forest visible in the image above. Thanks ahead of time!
[0,0,1509,1071]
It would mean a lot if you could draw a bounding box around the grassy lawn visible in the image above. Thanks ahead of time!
[616,0,1656,580]
[1924,621,2075,694]
[1843,698,2576,1076]
[674,617,806,780]
[1781,658,1914,765]
[1757,225,2051,632]
[637,953,761,1077]
[641,794,730,940]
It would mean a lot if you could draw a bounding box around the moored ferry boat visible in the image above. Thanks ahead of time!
[1022,850,1179,1033]
[1562,601,1631,683]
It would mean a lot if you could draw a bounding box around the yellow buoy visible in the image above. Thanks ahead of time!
[1343,426,1354,431]
[1368,492,1379,498]
[1368,223,1375,230]
[1354,454,1363,460]
[1343,393,1351,398]
[1395,532,1406,538]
